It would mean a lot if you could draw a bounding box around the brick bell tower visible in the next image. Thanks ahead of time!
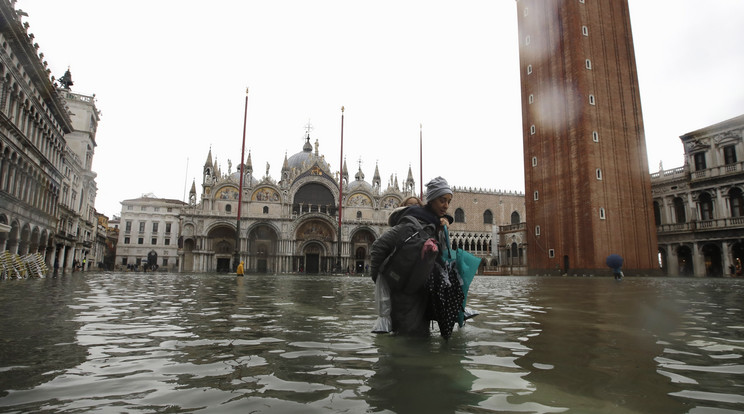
[516,0,658,275]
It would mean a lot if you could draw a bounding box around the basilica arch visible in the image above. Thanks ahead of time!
[350,227,377,274]
[207,223,237,273]
[295,218,336,274]
[246,223,279,273]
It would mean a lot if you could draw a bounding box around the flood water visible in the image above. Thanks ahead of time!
[0,273,742,413]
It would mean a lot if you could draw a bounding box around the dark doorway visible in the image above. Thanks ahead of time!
[702,243,723,277]
[147,251,158,270]
[677,246,693,276]
[563,255,569,274]
[258,259,268,273]
[306,254,320,274]
[216,258,231,273]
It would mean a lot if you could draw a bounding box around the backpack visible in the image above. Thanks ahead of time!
[379,216,439,294]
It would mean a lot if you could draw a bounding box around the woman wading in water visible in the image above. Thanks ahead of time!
[370,177,453,336]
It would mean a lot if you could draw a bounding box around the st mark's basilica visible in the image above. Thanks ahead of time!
[178,131,526,274]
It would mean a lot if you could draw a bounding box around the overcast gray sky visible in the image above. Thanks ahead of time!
[16,1,744,218]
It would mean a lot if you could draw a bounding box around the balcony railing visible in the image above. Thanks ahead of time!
[657,216,744,234]
[690,161,744,182]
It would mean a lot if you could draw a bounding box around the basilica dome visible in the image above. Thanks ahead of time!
[286,135,332,173]
[347,164,373,193]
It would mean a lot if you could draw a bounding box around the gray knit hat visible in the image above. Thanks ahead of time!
[425,176,453,203]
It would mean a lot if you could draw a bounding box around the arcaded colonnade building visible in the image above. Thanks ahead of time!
[651,114,744,277]
[0,1,104,273]
[177,133,525,274]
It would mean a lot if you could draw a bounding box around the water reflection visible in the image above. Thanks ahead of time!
[0,273,742,413]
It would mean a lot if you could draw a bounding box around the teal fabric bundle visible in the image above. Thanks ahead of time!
[441,226,480,327]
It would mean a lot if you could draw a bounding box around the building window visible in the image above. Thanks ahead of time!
[730,188,744,217]
[356,211,362,219]
[525,35,530,46]
[127,206,133,210]
[534,191,539,200]
[165,238,171,246]
[511,211,521,224]
[529,94,534,104]
[527,65,532,75]
[596,168,603,180]
[139,222,145,232]
[483,210,493,224]
[152,222,158,233]
[585,59,592,69]
[140,206,146,211]
[138,238,144,245]
[589,94,596,105]
[122,258,128,266]
[523,7,528,16]
[263,206,269,214]
[454,208,465,223]
[694,152,706,171]
[125,221,132,232]
[154,207,160,212]
[165,222,172,233]
[535,225,541,236]
[151,238,157,245]
[167,207,173,212]
[124,237,130,244]
[673,197,686,223]
[548,249,554,258]
[532,156,538,167]
[226,204,232,213]
[592,131,599,142]
[653,201,662,226]
[582,26,588,36]
[724,145,737,165]
[162,258,169,267]
[599,207,606,219]
[699,192,714,220]
[530,125,536,135]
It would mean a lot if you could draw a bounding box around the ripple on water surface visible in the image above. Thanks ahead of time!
[0,273,742,413]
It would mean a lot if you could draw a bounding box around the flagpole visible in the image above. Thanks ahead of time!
[337,106,344,273]
[419,123,423,199]
[234,87,249,272]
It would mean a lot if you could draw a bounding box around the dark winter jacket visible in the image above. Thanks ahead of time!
[370,206,441,283]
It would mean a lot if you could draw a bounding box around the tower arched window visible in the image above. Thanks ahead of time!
[454,208,465,223]
[263,206,269,214]
[225,204,231,213]
[356,211,362,219]
[483,210,493,224]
